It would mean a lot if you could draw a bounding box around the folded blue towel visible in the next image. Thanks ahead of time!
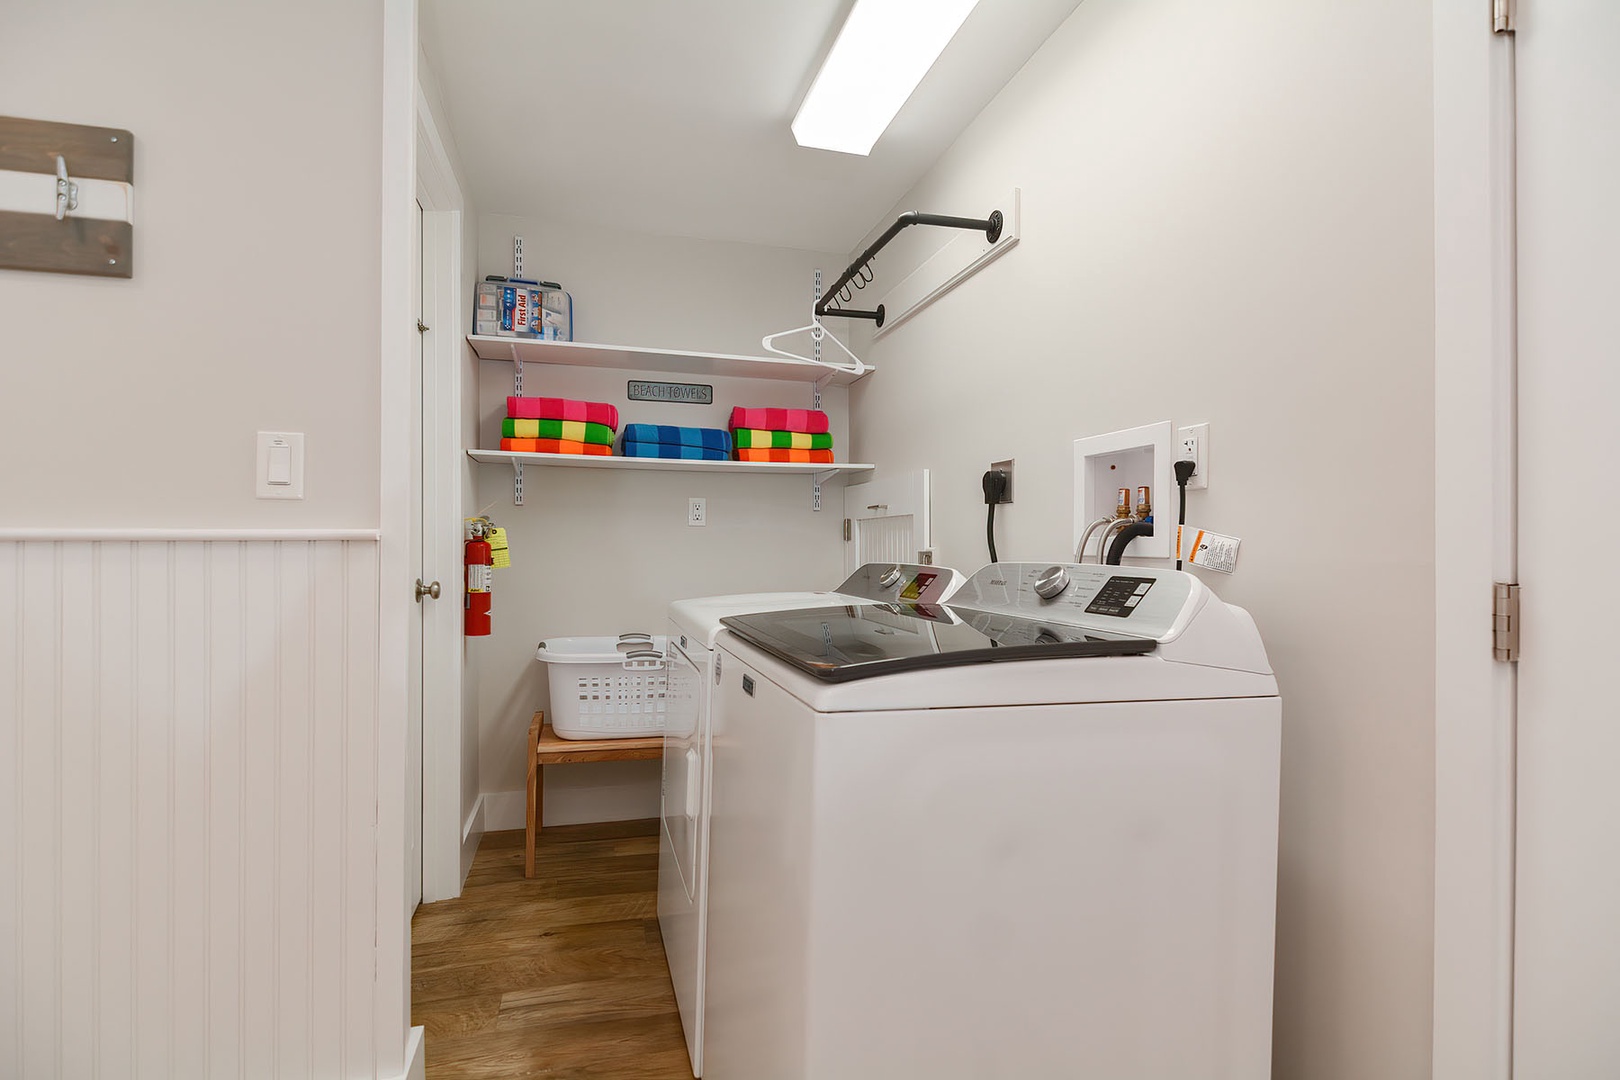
[620,443,731,461]
[620,424,732,453]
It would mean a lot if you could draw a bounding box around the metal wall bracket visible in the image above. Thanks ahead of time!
[813,373,832,412]
[812,469,837,512]
[512,461,525,506]
[1493,0,1515,33]
[1493,582,1520,661]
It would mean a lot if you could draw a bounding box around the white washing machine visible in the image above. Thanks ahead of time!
[659,563,965,1077]
[703,562,1282,1080]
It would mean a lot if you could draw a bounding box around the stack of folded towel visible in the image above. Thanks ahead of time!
[729,407,834,464]
[502,396,618,456]
[619,424,733,461]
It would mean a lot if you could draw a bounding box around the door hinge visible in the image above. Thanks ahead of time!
[1493,0,1515,33]
[843,517,852,541]
[1493,582,1521,662]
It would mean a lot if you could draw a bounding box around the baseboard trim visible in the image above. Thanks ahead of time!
[481,789,528,832]
[481,765,662,832]
[382,1026,425,1080]
[459,796,485,888]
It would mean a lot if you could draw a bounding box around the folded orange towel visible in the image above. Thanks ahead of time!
[500,438,613,456]
[734,448,834,464]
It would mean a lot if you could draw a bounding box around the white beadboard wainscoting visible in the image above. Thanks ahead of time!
[0,536,393,1080]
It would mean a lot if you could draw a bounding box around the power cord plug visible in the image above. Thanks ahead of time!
[982,470,1009,504]
[1173,460,1196,569]
[981,470,1009,562]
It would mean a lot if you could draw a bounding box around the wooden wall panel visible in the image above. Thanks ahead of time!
[0,539,381,1080]
[0,116,134,183]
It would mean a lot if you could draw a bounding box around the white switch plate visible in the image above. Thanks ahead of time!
[1176,423,1209,490]
[256,431,305,499]
[688,497,706,527]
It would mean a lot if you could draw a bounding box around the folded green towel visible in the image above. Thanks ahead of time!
[733,428,834,450]
[502,418,615,444]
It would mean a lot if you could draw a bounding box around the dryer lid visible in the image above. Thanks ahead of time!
[719,602,1156,683]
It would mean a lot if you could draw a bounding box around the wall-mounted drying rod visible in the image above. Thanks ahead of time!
[818,209,1003,327]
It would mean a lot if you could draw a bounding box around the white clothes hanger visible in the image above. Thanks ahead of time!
[761,313,869,377]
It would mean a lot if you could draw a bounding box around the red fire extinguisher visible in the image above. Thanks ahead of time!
[465,520,493,637]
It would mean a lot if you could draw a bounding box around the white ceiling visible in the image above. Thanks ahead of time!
[420,0,1083,253]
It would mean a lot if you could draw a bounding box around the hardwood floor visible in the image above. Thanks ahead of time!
[412,821,696,1080]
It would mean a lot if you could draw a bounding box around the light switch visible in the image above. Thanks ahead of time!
[267,444,292,485]
[256,431,305,499]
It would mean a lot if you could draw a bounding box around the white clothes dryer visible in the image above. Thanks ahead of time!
[659,563,965,1076]
[702,562,1281,1080]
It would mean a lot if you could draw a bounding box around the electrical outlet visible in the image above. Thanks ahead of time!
[688,497,707,527]
[1176,424,1209,490]
[990,459,1014,504]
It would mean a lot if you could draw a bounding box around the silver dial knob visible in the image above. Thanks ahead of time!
[879,565,904,589]
[1033,565,1070,600]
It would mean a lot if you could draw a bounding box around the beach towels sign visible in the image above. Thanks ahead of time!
[627,380,713,405]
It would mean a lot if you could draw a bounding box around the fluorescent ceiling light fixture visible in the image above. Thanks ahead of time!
[792,0,981,156]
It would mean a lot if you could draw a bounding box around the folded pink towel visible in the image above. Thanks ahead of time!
[728,407,829,435]
[507,396,619,430]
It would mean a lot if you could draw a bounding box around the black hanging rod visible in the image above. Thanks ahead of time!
[817,208,1003,327]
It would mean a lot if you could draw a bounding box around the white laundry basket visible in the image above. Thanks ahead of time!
[535,633,669,739]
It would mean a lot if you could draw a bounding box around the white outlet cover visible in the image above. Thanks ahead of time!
[1177,423,1209,490]
[256,431,305,499]
[688,497,706,527]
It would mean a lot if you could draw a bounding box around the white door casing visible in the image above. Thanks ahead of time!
[408,201,425,912]
[416,80,470,905]
[1512,2,1620,1073]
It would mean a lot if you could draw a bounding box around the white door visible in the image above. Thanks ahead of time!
[843,470,930,575]
[407,201,425,911]
[1513,3,1620,1073]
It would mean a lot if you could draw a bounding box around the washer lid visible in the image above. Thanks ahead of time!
[719,603,1156,683]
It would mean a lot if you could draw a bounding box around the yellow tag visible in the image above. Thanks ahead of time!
[488,527,511,569]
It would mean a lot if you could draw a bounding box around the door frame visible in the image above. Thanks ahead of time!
[1432,2,1517,1077]
[415,79,469,904]
[377,0,418,1069]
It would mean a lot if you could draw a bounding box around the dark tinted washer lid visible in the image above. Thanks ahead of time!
[720,604,1156,683]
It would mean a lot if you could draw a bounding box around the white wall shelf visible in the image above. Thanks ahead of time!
[468,450,873,510]
[467,335,872,387]
[469,448,872,477]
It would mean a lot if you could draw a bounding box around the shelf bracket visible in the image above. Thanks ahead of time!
[812,469,836,513]
[512,460,525,506]
[508,342,524,396]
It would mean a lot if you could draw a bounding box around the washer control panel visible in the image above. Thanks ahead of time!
[952,562,1202,642]
[834,563,966,606]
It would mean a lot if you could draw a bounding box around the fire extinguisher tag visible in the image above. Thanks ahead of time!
[488,527,511,568]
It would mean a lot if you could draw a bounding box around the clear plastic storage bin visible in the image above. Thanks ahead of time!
[534,633,668,739]
[475,278,573,340]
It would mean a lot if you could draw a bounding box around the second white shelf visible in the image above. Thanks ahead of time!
[467,449,874,477]
[468,335,872,386]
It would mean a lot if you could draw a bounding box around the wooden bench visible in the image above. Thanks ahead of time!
[525,710,664,878]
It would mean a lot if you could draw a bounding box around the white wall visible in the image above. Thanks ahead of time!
[846,3,1436,1079]
[0,0,382,530]
[472,216,850,825]
[0,3,404,1077]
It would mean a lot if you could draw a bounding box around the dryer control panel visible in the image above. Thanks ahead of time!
[952,562,1205,642]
